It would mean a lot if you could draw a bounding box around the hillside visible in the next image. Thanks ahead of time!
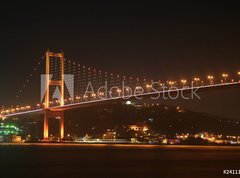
[65,102,240,136]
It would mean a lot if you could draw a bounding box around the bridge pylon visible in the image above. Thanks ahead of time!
[43,50,65,141]
[44,109,64,140]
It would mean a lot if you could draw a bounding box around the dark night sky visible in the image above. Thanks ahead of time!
[0,2,240,119]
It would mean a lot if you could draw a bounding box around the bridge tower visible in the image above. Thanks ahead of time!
[43,50,65,140]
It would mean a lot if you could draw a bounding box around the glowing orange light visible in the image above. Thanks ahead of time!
[222,73,228,77]
[194,77,200,81]
[181,79,187,83]
[168,81,174,86]
[207,75,214,79]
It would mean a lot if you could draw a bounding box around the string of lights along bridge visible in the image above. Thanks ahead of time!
[0,50,240,140]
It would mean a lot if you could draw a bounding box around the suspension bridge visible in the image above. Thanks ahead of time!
[0,50,239,140]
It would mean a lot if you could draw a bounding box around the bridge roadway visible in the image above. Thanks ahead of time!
[1,81,240,118]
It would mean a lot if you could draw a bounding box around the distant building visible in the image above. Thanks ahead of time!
[0,123,21,135]
[11,135,22,143]
[0,123,22,142]
[129,122,149,132]
[103,129,117,140]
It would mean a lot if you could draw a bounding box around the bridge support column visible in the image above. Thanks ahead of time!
[43,50,65,141]
[43,109,64,141]
[60,115,64,140]
[43,114,49,140]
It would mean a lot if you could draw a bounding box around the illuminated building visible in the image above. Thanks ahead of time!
[103,129,117,140]
[129,122,149,132]
[0,123,21,136]
[0,123,22,142]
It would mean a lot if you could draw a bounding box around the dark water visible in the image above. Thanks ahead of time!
[0,143,239,178]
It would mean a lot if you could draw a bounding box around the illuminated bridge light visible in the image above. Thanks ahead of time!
[193,77,200,86]
[207,75,214,84]
[181,79,187,87]
[207,75,214,79]
[222,73,229,83]
[146,84,151,88]
[194,77,200,82]
[167,81,175,87]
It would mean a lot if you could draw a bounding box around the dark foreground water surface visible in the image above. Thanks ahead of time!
[0,143,239,178]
